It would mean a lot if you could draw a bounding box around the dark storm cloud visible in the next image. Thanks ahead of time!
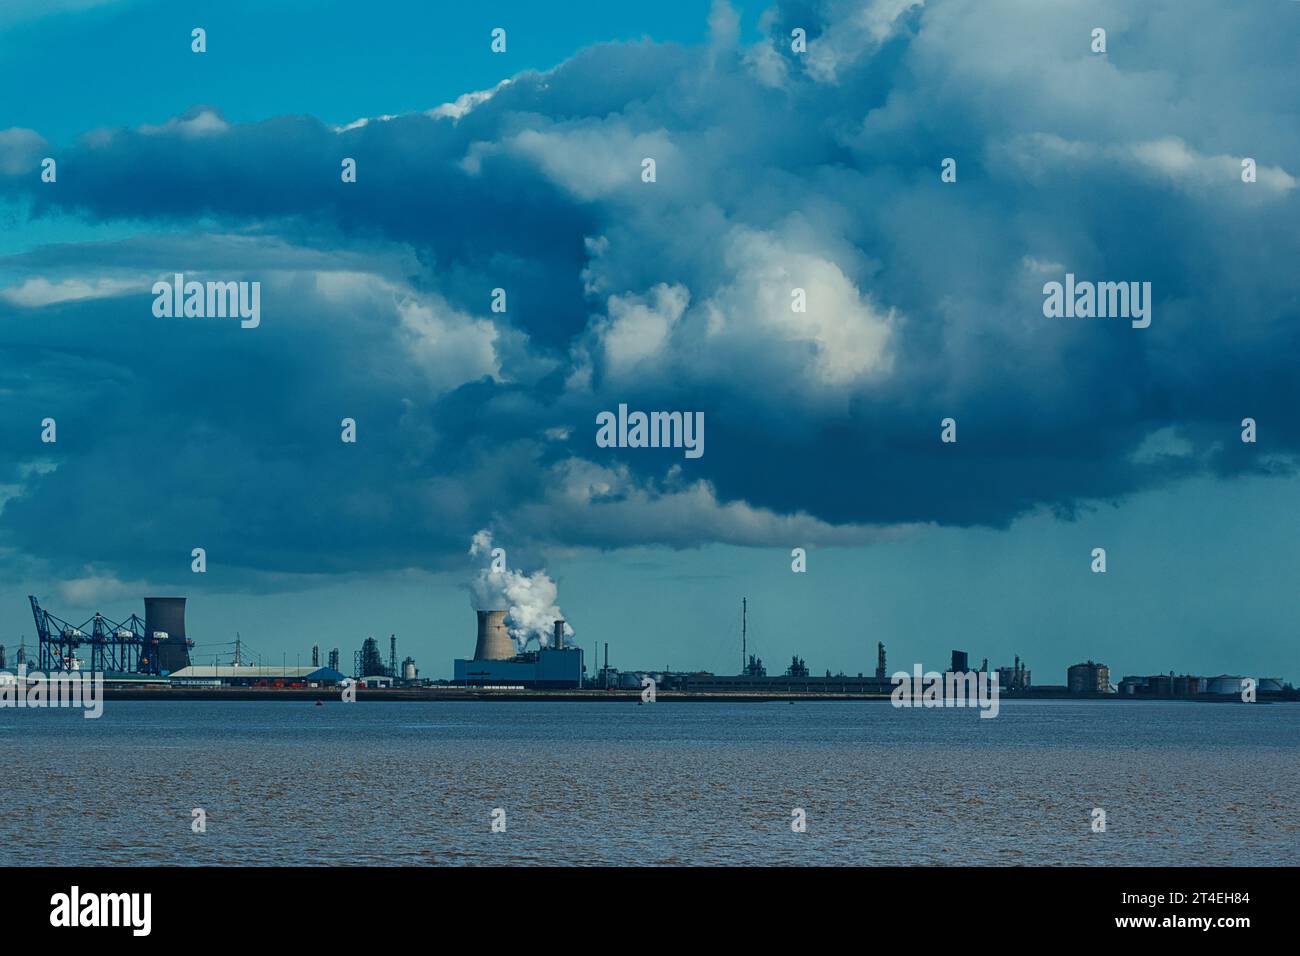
[1,0,1298,583]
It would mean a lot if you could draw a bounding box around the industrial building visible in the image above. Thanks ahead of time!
[1118,673,1203,697]
[168,665,347,687]
[996,656,1032,691]
[678,672,896,694]
[1067,660,1112,694]
[346,634,422,685]
[453,613,584,688]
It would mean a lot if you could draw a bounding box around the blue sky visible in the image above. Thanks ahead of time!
[2,0,1298,683]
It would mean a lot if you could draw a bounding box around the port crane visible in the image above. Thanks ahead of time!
[28,595,161,674]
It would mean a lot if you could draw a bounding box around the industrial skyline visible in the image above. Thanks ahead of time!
[6,590,1290,698]
[2,0,1299,686]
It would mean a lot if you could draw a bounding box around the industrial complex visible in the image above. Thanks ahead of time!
[452,613,584,688]
[1,593,1292,701]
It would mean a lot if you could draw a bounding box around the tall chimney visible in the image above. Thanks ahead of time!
[553,619,565,650]
[473,610,515,661]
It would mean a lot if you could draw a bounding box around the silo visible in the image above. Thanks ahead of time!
[474,610,515,660]
[144,597,191,672]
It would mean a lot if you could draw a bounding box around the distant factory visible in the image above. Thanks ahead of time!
[6,593,1293,700]
[12,594,422,690]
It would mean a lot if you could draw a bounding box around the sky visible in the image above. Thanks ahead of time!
[1,0,1298,683]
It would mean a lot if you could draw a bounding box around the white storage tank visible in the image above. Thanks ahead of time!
[1205,675,1248,695]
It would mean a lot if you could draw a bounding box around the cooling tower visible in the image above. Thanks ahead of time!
[144,597,191,672]
[473,610,516,660]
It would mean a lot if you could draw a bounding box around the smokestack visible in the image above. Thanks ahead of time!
[474,610,515,661]
[144,597,190,672]
[553,619,565,650]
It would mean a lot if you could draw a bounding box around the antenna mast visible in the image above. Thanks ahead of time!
[741,597,747,675]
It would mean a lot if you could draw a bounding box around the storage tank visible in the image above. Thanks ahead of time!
[473,610,515,661]
[1172,675,1201,697]
[1205,675,1248,695]
[1258,678,1284,693]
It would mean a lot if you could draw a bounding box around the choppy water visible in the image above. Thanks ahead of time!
[1,700,1296,865]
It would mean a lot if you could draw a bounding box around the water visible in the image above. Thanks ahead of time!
[1,700,1296,865]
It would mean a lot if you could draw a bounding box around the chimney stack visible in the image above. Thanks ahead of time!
[553,619,565,650]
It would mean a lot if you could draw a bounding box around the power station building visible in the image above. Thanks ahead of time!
[453,612,584,688]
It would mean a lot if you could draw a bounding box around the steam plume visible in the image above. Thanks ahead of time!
[469,530,573,648]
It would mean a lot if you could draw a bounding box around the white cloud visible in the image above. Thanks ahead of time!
[805,0,924,83]
[704,226,895,390]
[137,109,229,138]
[0,128,47,175]
[595,283,689,381]
[1131,137,1296,195]
[504,121,682,201]
[0,276,139,307]
[58,569,148,606]
[512,458,922,548]
[427,80,511,122]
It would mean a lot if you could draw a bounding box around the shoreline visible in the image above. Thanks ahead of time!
[91,687,1297,704]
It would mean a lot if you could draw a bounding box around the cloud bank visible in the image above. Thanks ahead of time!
[1,0,1297,585]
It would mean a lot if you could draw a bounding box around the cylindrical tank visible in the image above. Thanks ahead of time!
[144,597,190,672]
[402,658,417,680]
[1147,674,1172,696]
[473,610,515,660]
[1205,675,1246,695]
[1258,678,1283,693]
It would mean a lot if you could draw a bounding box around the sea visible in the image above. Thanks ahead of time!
[1,699,1296,866]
